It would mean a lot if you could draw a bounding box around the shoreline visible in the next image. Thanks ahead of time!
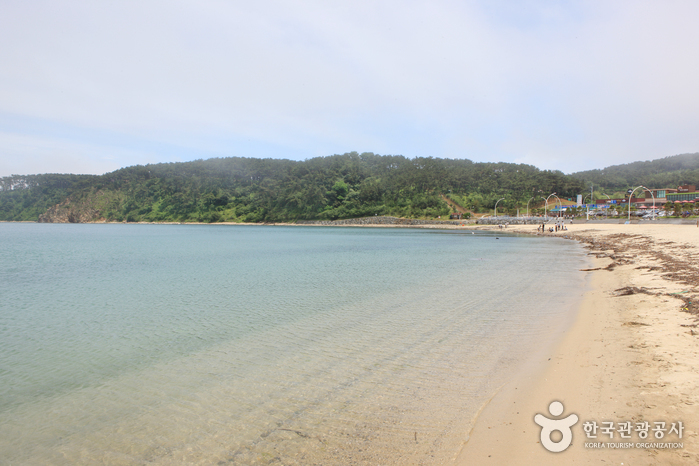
[457,223,699,464]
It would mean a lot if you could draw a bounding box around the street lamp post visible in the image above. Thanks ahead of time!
[544,193,557,219]
[551,194,563,218]
[627,189,635,221]
[583,194,593,220]
[627,186,655,221]
[601,194,611,218]
[494,198,505,218]
[526,197,534,218]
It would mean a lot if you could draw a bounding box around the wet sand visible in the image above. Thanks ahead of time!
[457,223,699,465]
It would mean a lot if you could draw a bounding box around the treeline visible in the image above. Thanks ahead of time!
[571,152,699,191]
[0,152,583,222]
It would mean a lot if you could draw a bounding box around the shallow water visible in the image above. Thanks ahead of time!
[0,224,587,465]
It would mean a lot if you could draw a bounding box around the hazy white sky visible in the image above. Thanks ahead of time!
[1,0,699,176]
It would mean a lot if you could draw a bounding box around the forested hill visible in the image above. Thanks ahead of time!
[571,152,699,190]
[0,152,582,222]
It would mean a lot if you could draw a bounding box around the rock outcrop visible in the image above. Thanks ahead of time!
[38,197,103,223]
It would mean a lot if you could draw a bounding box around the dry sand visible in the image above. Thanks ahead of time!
[455,223,699,465]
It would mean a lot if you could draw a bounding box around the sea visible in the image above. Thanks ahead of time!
[0,223,588,465]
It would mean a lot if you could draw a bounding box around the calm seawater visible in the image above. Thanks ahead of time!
[0,224,587,465]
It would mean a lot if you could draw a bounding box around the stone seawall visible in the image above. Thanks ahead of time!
[295,216,557,227]
[295,216,469,226]
[476,216,550,225]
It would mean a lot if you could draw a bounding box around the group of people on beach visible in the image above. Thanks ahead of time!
[538,221,567,233]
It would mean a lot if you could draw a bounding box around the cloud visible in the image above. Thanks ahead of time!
[1,0,699,176]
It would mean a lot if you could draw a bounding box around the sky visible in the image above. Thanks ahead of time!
[1,0,699,177]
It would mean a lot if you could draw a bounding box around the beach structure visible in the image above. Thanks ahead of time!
[667,191,699,202]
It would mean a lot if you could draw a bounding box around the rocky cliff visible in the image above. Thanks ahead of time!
[37,193,108,223]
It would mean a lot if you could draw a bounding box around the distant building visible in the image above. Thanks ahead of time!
[667,191,699,202]
[667,185,699,202]
[596,197,661,209]
[641,188,676,200]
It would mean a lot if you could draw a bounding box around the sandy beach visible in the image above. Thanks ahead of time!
[454,223,699,465]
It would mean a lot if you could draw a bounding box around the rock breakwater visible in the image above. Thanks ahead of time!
[295,216,469,226]
[476,216,550,225]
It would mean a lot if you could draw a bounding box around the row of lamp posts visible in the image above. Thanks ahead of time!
[497,193,562,218]
[494,186,655,220]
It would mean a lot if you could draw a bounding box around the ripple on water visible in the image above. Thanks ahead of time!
[0,224,587,465]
